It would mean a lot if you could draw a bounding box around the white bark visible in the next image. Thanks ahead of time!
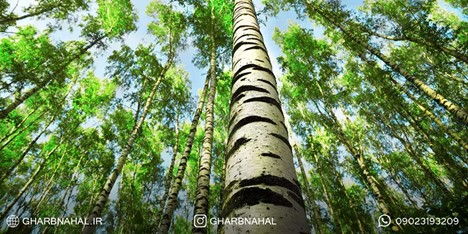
[221,1,309,233]
[193,14,217,233]
[81,60,170,234]
[158,72,211,234]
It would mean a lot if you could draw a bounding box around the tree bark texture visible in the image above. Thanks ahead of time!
[221,1,309,233]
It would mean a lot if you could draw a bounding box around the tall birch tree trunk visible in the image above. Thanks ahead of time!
[294,145,323,234]
[221,1,309,233]
[81,59,170,234]
[158,72,211,233]
[311,151,343,234]
[192,10,218,233]
[0,139,61,221]
[154,122,180,228]
[0,110,47,150]
[32,150,67,216]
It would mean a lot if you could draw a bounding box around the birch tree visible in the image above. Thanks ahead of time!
[221,0,309,233]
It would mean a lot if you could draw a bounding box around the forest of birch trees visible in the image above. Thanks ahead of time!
[0,0,467,233]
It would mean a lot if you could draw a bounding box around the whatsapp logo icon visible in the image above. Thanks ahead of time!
[378,214,391,228]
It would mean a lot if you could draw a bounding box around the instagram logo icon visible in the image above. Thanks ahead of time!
[193,214,207,228]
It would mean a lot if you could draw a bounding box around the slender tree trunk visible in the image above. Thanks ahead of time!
[311,151,343,234]
[397,102,468,188]
[318,102,403,230]
[316,100,393,218]
[0,109,47,151]
[360,107,430,205]
[81,59,169,234]
[386,169,418,208]
[304,0,468,124]
[217,156,226,234]
[294,146,323,234]
[116,168,125,233]
[0,104,41,144]
[6,190,34,233]
[389,78,468,151]
[57,155,85,216]
[336,167,367,234]
[355,151,390,212]
[382,77,466,180]
[221,1,309,233]
[0,35,106,119]
[2,55,85,145]
[0,141,60,221]
[359,55,468,183]
[13,189,31,221]
[1,75,47,116]
[0,113,57,184]
[32,150,67,216]
[0,74,76,182]
[319,131,367,234]
[157,72,210,233]
[381,118,452,195]
[192,15,217,233]
[399,126,454,194]
[154,122,180,229]
[362,52,464,188]
[321,173,343,234]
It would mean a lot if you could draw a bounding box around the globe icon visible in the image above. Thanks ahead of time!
[6,215,19,228]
